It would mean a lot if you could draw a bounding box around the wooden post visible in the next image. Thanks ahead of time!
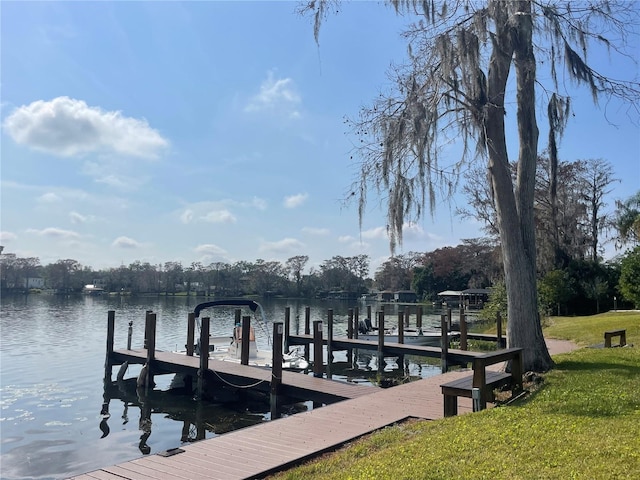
[327,309,334,360]
[127,321,133,350]
[104,310,115,383]
[197,317,210,400]
[270,322,283,420]
[377,311,385,373]
[496,311,503,348]
[240,316,251,365]
[304,306,311,361]
[354,306,359,339]
[145,313,157,391]
[143,310,152,349]
[460,312,468,350]
[416,305,423,329]
[440,314,448,373]
[397,310,405,369]
[284,307,290,353]
[367,305,372,325]
[347,308,354,366]
[447,308,453,330]
[312,320,323,378]
[472,358,488,411]
[186,312,195,356]
[405,305,411,327]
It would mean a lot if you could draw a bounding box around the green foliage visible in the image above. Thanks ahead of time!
[478,282,507,322]
[619,246,640,308]
[538,269,575,316]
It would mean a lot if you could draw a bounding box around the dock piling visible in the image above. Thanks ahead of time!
[284,307,290,354]
[270,322,283,419]
[440,314,449,373]
[186,312,195,356]
[312,320,323,378]
[104,310,115,383]
[197,317,210,400]
[377,311,385,373]
[304,306,311,361]
[241,316,251,365]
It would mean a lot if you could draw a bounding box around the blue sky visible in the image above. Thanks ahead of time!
[1,2,639,273]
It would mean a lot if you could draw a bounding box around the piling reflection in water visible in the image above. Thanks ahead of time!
[99,375,269,455]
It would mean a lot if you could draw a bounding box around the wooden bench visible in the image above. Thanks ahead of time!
[440,347,523,417]
[604,329,626,348]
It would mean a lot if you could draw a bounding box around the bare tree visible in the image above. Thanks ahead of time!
[301,0,640,371]
[581,158,618,261]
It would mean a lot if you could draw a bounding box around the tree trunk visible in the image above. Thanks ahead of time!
[486,0,553,372]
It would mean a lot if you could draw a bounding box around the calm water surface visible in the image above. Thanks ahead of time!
[0,295,443,479]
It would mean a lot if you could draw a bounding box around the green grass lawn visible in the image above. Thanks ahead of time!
[269,311,640,480]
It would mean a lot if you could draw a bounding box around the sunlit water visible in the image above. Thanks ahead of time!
[0,295,444,479]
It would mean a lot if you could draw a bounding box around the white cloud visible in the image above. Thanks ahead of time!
[259,238,305,254]
[180,209,194,224]
[3,96,169,158]
[37,192,61,203]
[283,193,308,209]
[250,197,268,210]
[201,209,237,224]
[302,227,330,235]
[338,235,355,243]
[26,227,80,239]
[245,71,301,118]
[194,244,228,256]
[0,231,18,243]
[361,226,388,240]
[112,236,141,249]
[69,211,92,224]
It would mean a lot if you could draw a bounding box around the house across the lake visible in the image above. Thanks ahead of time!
[394,290,418,303]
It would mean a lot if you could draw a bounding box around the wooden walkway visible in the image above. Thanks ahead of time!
[70,369,473,480]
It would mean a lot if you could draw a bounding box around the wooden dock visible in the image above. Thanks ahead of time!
[70,368,474,480]
[112,348,373,404]
[73,338,578,480]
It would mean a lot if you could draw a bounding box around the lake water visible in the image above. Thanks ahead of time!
[0,295,444,479]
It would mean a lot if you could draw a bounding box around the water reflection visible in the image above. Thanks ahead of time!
[98,375,269,456]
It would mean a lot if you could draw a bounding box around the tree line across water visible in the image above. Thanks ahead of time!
[2,186,639,314]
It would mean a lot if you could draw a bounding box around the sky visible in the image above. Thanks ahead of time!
[1,1,639,274]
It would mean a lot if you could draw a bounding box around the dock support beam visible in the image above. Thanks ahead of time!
[313,320,323,378]
[104,310,115,383]
[377,311,385,374]
[241,316,250,365]
[284,307,290,354]
[197,317,210,400]
[270,322,283,419]
[304,306,311,362]
[144,313,157,391]
[441,314,449,373]
[460,310,468,351]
